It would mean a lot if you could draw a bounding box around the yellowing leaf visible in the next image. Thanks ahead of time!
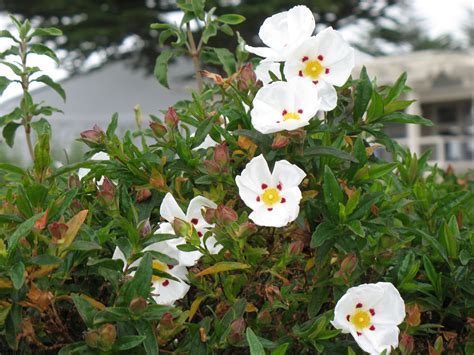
[58,210,88,253]
[188,295,207,321]
[245,303,258,313]
[195,262,250,277]
[0,278,13,288]
[80,294,106,310]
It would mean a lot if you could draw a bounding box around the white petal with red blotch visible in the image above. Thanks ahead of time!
[151,263,190,306]
[155,222,202,266]
[272,160,306,188]
[235,154,273,196]
[186,196,217,230]
[160,193,186,223]
[360,324,400,355]
[369,283,406,326]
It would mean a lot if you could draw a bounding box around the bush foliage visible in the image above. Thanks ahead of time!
[0,2,473,354]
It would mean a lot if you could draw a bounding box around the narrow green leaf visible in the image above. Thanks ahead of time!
[214,48,236,76]
[217,14,246,25]
[380,112,433,126]
[323,165,344,219]
[305,146,358,162]
[31,27,63,37]
[310,222,335,248]
[385,72,407,104]
[72,294,98,328]
[196,262,250,277]
[246,328,265,355]
[9,262,25,289]
[29,43,59,64]
[2,122,20,147]
[113,335,146,351]
[154,49,174,89]
[0,76,11,95]
[8,213,44,254]
[34,75,66,101]
[353,66,372,121]
[271,343,289,355]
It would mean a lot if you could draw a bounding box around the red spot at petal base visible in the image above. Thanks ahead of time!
[346,315,350,321]
[312,80,319,85]
[267,208,273,211]
[261,183,268,189]
[282,109,288,116]
[298,70,303,77]
[276,121,280,123]
[191,218,198,225]
[356,303,363,308]
[302,56,309,62]
[325,68,330,74]
[162,280,170,287]
[369,325,376,331]
[369,308,375,316]
[298,109,303,114]
[256,196,261,202]
[277,183,282,190]
[167,264,174,270]
[318,55,324,61]
[281,198,286,203]
[198,231,203,238]
[357,331,362,336]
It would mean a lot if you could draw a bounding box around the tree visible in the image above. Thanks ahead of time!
[0,0,403,72]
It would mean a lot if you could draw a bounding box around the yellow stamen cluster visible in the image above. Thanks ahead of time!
[261,187,282,206]
[351,310,371,330]
[303,60,324,79]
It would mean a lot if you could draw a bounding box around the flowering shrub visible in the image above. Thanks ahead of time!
[1,2,473,354]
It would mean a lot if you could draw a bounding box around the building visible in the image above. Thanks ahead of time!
[356,49,474,172]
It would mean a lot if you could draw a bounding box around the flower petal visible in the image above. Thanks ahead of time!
[323,51,355,86]
[160,193,186,223]
[186,196,217,228]
[370,282,406,326]
[249,204,292,227]
[152,272,190,306]
[236,155,273,194]
[245,45,281,60]
[357,324,400,355]
[112,247,127,272]
[315,80,338,111]
[235,177,261,210]
[255,60,281,85]
[272,160,306,188]
[313,27,353,66]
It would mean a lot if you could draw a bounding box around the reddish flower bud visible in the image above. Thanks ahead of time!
[399,332,415,355]
[136,188,152,203]
[214,142,230,167]
[288,240,304,255]
[85,330,100,348]
[203,207,217,224]
[204,160,221,174]
[164,107,179,128]
[271,134,290,149]
[173,218,192,237]
[68,174,81,189]
[138,219,152,238]
[159,312,174,329]
[237,222,257,237]
[257,309,272,325]
[97,177,116,203]
[228,317,246,344]
[97,324,117,351]
[48,222,68,243]
[34,210,49,231]
[286,128,306,143]
[150,169,167,191]
[238,63,257,91]
[150,121,167,137]
[80,125,105,146]
[129,297,148,314]
[216,205,238,224]
[334,253,358,283]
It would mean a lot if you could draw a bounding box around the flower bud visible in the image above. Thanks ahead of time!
[216,205,238,224]
[227,317,246,344]
[97,324,117,351]
[138,219,152,238]
[172,218,192,238]
[238,63,257,91]
[257,309,272,325]
[399,332,415,355]
[271,134,290,149]
[334,253,358,283]
[48,222,68,244]
[214,143,230,167]
[164,107,179,128]
[80,125,105,146]
[85,330,100,348]
[34,210,49,231]
[97,177,116,203]
[129,297,148,314]
[159,312,174,329]
[136,188,152,203]
[203,207,217,224]
[237,222,257,238]
[150,169,167,191]
[150,121,167,137]
[204,160,221,174]
[406,304,421,327]
[68,174,81,189]
[287,128,306,143]
[288,240,304,255]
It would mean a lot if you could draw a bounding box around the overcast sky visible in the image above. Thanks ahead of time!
[0,0,472,102]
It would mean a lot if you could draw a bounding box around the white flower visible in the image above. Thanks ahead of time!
[235,154,306,227]
[284,27,355,111]
[156,193,222,266]
[112,243,190,306]
[331,282,406,355]
[78,151,110,182]
[251,77,320,134]
[245,5,315,62]
[255,60,281,85]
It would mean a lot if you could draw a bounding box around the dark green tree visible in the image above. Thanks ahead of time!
[0,0,402,72]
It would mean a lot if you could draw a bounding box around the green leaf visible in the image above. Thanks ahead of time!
[150,23,170,30]
[30,254,63,265]
[0,30,18,41]
[113,335,146,351]
[423,255,440,293]
[271,343,289,355]
[353,66,372,121]
[154,49,174,89]
[202,22,218,44]
[310,222,335,248]
[29,43,59,64]
[0,107,22,126]
[191,0,205,19]
[385,72,407,104]
[0,163,25,175]
[93,307,130,324]
[34,75,66,101]
[68,241,102,251]
[2,122,21,147]
[192,116,217,148]
[196,262,250,277]
[72,294,98,328]
[34,133,51,175]
[124,253,153,302]
[305,146,358,163]
[0,76,11,96]
[440,216,459,259]
[246,328,265,355]
[379,112,433,126]
[31,27,63,37]
[144,250,178,266]
[31,118,52,137]
[346,220,364,238]
[134,320,159,355]
[7,213,44,255]
[366,90,384,122]
[217,14,246,25]
[58,342,88,355]
[9,262,25,289]
[323,165,343,219]
[0,60,22,75]
[214,48,236,76]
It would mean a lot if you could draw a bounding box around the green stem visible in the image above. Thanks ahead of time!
[19,39,34,162]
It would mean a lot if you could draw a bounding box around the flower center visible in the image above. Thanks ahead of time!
[303,60,324,79]
[351,310,371,330]
[152,260,168,282]
[261,187,281,206]
[283,112,301,121]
